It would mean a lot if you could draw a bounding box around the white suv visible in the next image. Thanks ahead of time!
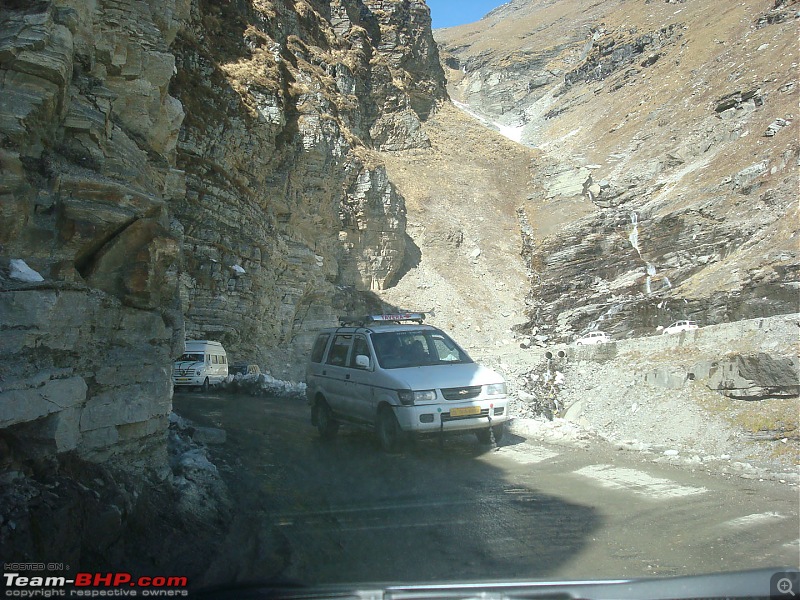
[305,313,509,451]
[663,320,699,335]
[575,331,612,345]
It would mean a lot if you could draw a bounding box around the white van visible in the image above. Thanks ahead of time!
[172,340,229,392]
[305,313,509,451]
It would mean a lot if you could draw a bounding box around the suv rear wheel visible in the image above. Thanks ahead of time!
[315,398,339,440]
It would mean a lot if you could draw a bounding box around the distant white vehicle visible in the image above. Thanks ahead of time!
[575,331,612,345]
[663,320,699,335]
[172,340,229,392]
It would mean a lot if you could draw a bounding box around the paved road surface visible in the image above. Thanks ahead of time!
[173,392,799,588]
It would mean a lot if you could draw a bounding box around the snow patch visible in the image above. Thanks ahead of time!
[228,371,307,399]
[573,464,707,499]
[177,448,218,475]
[9,259,44,282]
[722,511,786,529]
[452,100,525,144]
[496,123,524,143]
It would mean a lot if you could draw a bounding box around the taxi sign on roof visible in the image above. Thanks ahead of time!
[369,312,425,322]
[339,312,426,326]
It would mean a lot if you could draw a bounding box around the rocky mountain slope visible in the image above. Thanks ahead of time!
[169,0,448,376]
[379,101,532,349]
[373,99,798,478]
[378,0,798,471]
[437,0,799,340]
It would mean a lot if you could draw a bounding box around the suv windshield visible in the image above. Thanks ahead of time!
[372,330,473,369]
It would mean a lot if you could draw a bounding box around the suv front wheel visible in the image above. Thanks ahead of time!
[314,398,339,440]
[377,406,403,453]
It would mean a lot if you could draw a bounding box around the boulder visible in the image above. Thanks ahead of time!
[707,353,800,399]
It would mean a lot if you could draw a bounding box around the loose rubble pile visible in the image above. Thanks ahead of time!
[0,412,231,575]
[482,315,800,485]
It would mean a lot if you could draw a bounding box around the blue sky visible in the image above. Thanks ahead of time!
[426,0,509,29]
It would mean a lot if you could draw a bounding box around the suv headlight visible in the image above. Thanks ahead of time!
[485,383,507,396]
[397,390,437,405]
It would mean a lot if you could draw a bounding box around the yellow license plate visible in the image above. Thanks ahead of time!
[450,406,481,417]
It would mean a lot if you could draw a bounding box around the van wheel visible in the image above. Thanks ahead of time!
[475,424,504,445]
[315,399,339,440]
[377,407,403,453]
[201,378,209,393]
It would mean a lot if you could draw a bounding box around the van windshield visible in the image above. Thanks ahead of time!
[372,330,473,369]
[177,353,204,362]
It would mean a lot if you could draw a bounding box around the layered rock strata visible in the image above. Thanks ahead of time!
[1,0,446,462]
[0,0,188,466]
[170,0,446,375]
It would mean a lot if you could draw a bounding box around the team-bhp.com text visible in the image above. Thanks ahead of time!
[4,573,188,597]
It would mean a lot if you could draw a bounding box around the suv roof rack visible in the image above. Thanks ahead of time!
[338,312,426,327]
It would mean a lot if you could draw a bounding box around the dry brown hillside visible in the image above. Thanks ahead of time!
[435,0,799,340]
[378,102,535,353]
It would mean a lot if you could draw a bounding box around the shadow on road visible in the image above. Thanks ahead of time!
[174,393,602,588]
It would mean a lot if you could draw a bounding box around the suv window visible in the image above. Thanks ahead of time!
[430,333,463,362]
[373,330,471,369]
[311,333,330,363]
[326,334,353,366]
[348,335,370,369]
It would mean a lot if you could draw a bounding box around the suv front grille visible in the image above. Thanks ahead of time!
[441,385,482,401]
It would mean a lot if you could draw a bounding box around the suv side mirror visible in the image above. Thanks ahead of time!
[355,355,370,369]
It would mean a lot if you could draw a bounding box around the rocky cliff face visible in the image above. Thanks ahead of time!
[0,0,446,571]
[0,0,195,572]
[437,0,799,342]
[169,0,446,375]
[0,0,189,468]
[0,0,445,467]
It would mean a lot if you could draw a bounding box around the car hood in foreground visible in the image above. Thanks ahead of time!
[192,567,797,599]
